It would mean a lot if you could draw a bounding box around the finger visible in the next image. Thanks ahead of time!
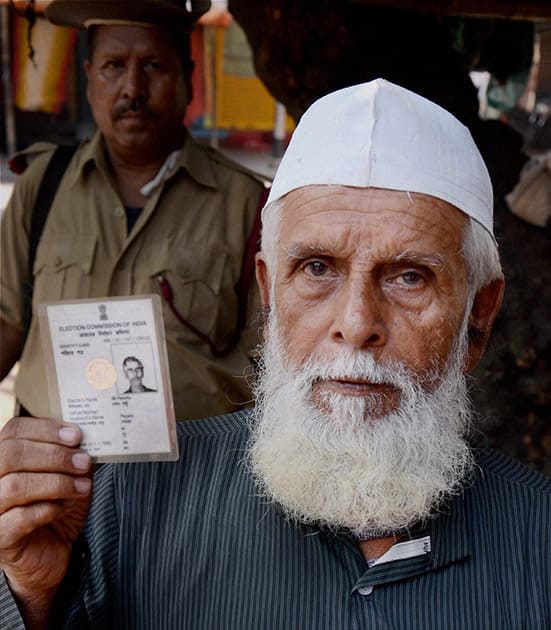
[0,501,73,551]
[0,417,82,447]
[0,472,92,514]
[0,439,91,477]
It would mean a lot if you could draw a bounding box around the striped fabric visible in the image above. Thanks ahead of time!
[1,409,550,629]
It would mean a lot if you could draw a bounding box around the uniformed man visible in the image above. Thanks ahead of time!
[0,0,265,420]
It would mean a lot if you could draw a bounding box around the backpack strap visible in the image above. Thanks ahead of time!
[22,144,78,344]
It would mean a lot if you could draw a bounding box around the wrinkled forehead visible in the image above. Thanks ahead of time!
[278,185,468,243]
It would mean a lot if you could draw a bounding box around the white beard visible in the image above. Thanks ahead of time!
[247,313,474,539]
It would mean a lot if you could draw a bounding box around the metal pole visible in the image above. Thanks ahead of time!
[272,101,286,158]
[1,4,17,156]
[207,25,219,149]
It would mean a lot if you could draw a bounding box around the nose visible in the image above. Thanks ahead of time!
[329,278,387,349]
[122,63,147,102]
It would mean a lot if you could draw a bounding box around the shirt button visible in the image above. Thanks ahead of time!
[357,585,373,596]
[114,206,125,218]
[54,256,62,267]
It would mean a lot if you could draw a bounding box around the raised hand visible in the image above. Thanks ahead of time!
[0,417,92,627]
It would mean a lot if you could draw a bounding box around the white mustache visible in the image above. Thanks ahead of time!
[302,352,410,388]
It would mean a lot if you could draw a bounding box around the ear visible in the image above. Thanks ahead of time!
[255,252,272,310]
[465,277,505,372]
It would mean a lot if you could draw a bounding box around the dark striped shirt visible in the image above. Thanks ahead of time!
[1,409,550,629]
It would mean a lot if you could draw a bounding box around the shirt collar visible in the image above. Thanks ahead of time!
[70,128,218,191]
[367,487,472,574]
[69,131,108,187]
[313,477,472,595]
[350,486,471,593]
[177,128,218,189]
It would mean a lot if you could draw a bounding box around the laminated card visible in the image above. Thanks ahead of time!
[38,295,178,463]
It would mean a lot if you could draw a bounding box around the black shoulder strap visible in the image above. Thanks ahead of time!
[22,144,78,343]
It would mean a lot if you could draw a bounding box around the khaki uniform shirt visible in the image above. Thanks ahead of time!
[1,131,264,420]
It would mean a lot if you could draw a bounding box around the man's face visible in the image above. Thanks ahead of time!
[250,186,482,536]
[85,25,189,160]
[124,360,143,384]
[264,186,470,410]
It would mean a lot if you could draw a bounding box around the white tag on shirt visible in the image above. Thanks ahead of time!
[369,535,431,568]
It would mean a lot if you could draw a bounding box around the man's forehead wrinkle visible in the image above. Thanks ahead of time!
[283,184,355,207]
[278,189,467,273]
[354,243,374,259]
[283,194,463,229]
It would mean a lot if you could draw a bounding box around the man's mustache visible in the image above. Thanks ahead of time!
[303,352,407,389]
[113,100,159,119]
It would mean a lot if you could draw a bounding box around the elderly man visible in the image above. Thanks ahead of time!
[0,0,264,421]
[122,357,157,394]
[0,80,549,630]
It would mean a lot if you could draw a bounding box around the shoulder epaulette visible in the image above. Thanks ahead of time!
[8,142,58,175]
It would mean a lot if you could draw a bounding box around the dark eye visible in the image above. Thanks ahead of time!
[304,260,329,277]
[398,271,424,286]
[144,60,162,71]
[100,60,124,78]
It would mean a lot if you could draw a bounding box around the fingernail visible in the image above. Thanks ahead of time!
[75,477,91,494]
[72,452,91,470]
[59,426,79,443]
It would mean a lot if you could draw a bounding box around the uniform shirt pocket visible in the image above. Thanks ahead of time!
[145,237,238,346]
[32,235,97,306]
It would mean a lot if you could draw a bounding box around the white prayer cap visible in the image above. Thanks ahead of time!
[266,79,494,237]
